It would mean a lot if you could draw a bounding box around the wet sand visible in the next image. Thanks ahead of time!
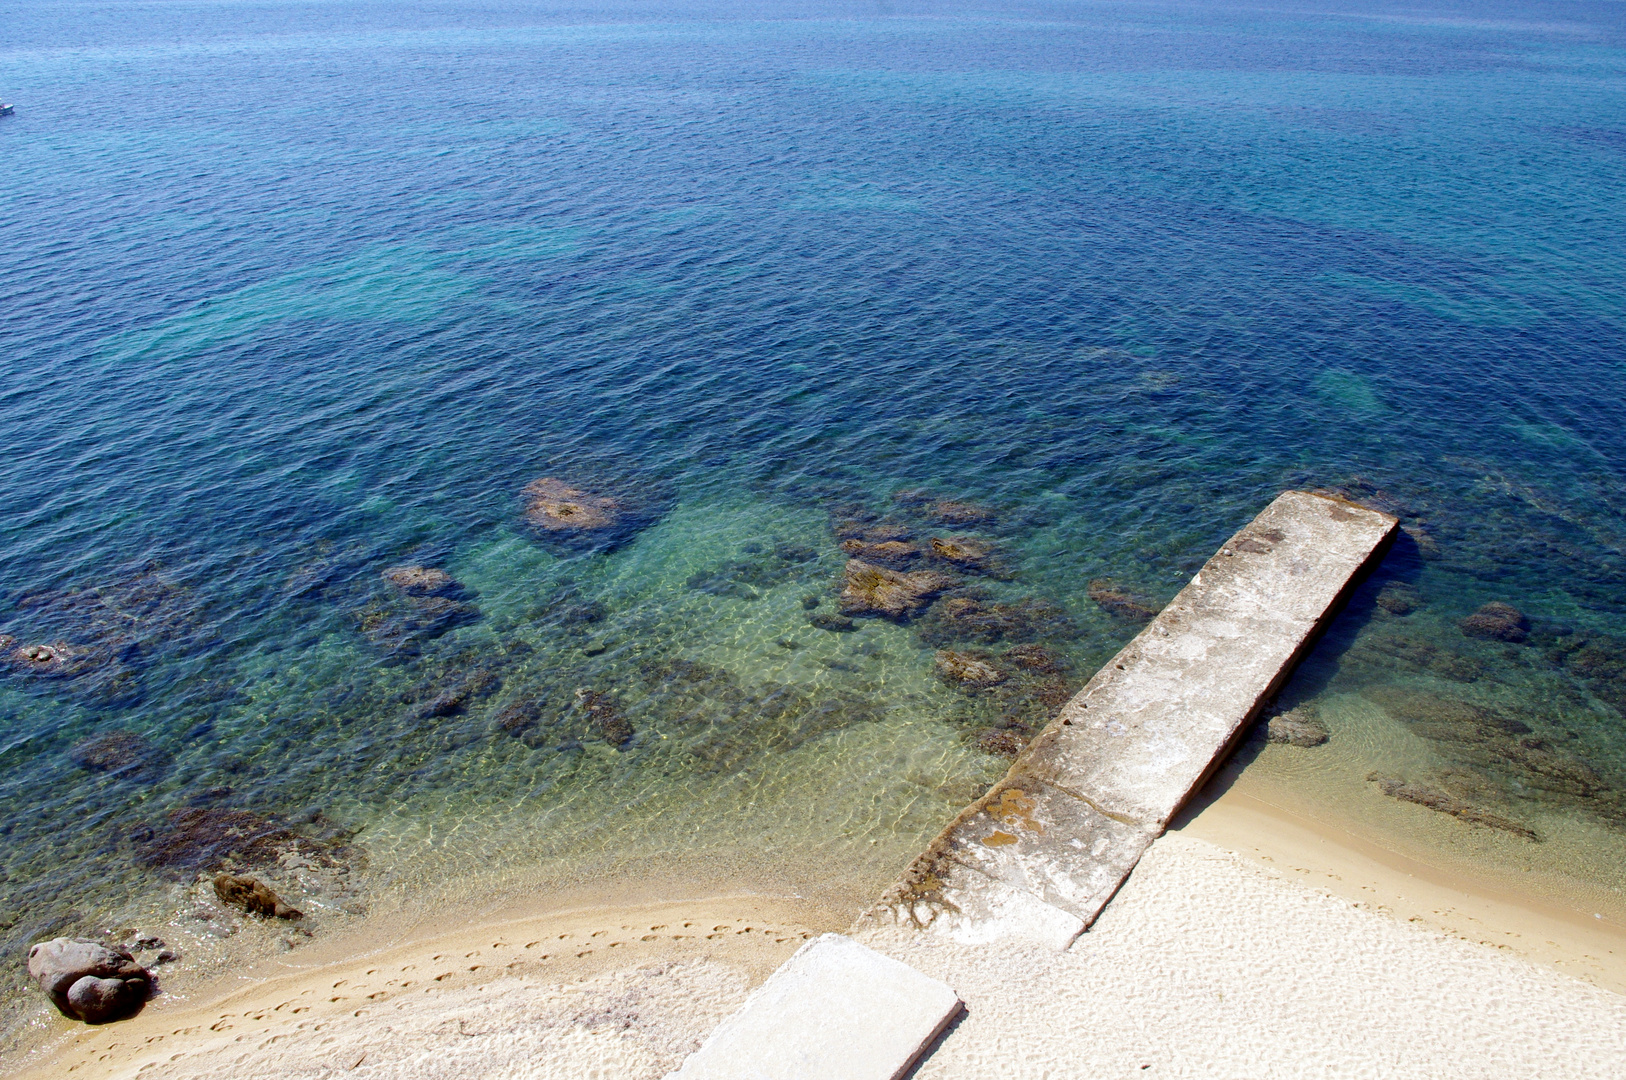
[9,776,1626,1079]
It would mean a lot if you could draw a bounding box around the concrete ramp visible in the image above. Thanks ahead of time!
[863,490,1398,949]
[665,933,961,1080]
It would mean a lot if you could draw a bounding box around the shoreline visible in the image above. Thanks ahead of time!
[7,779,1624,1078]
[1177,774,1626,994]
[4,892,833,1080]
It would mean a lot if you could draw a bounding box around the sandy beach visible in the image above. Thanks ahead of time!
[10,777,1625,1080]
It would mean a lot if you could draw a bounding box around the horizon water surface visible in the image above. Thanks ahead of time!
[3,0,1626,1047]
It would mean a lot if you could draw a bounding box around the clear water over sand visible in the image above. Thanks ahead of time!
[3,0,1626,1043]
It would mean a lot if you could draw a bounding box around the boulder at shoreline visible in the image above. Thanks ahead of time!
[27,938,150,1024]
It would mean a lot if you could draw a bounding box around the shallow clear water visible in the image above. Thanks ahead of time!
[3,0,1626,1037]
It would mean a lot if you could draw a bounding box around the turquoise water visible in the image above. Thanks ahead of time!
[4,0,1626,1036]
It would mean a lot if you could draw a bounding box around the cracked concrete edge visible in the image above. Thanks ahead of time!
[857,490,1399,948]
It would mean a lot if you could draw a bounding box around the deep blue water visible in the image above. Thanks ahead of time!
[3,0,1626,1033]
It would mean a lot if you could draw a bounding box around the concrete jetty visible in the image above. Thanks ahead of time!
[862,489,1398,949]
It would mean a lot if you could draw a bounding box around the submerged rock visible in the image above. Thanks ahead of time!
[522,477,622,534]
[838,539,920,569]
[131,806,344,875]
[1555,633,1626,711]
[1001,642,1070,676]
[935,650,1007,689]
[381,566,464,598]
[832,518,913,544]
[1349,633,1484,683]
[1367,775,1539,842]
[576,688,633,747]
[915,595,1073,646]
[1087,579,1160,622]
[495,696,542,736]
[973,727,1029,757]
[28,938,149,1024]
[1374,582,1421,616]
[3,565,210,708]
[1460,602,1529,643]
[214,873,303,919]
[67,731,170,782]
[927,536,1003,576]
[1264,705,1328,747]
[1365,686,1607,799]
[809,612,856,633]
[838,560,956,620]
[1,639,141,708]
[357,594,480,655]
[521,474,668,550]
[928,500,996,527]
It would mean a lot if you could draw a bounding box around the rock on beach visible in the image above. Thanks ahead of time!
[27,938,149,1024]
[214,873,304,919]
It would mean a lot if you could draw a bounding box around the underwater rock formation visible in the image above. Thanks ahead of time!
[401,661,503,721]
[838,538,920,569]
[27,938,149,1024]
[927,500,996,527]
[914,594,1073,647]
[1374,582,1422,615]
[927,536,1006,577]
[381,565,464,598]
[67,731,170,783]
[1367,774,1539,842]
[838,559,956,620]
[575,688,633,747]
[131,806,353,876]
[1263,704,1329,747]
[808,611,856,633]
[935,650,1008,689]
[1552,633,1626,712]
[523,477,622,533]
[1345,632,1484,683]
[1460,602,1529,643]
[213,873,303,920]
[1,564,211,707]
[1364,687,1608,801]
[521,474,670,551]
[1086,579,1160,622]
[973,727,1029,757]
[356,593,480,656]
[0,637,141,708]
[1001,642,1070,676]
[831,517,914,544]
[494,696,542,736]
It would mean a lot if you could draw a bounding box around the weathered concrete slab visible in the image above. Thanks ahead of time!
[862,490,1397,948]
[665,933,961,1080]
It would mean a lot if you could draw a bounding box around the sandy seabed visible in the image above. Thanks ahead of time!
[9,793,1626,1080]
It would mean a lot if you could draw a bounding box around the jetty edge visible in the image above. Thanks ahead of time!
[860,489,1399,949]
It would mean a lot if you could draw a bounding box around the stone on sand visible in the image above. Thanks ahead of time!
[27,938,149,1023]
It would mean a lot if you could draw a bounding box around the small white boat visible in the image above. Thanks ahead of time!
[0,104,13,117]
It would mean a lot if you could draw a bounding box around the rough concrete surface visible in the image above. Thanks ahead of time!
[866,491,1397,947]
[665,933,961,1080]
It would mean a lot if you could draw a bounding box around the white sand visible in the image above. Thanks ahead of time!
[11,831,1626,1079]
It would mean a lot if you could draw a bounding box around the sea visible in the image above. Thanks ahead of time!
[2,0,1625,1045]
